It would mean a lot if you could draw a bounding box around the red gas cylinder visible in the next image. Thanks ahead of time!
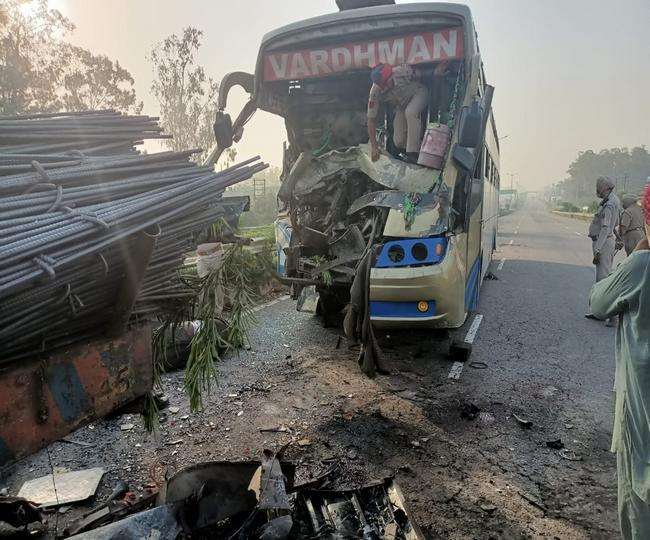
[418,123,451,169]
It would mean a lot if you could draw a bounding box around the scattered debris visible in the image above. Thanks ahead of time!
[297,438,312,447]
[71,504,181,540]
[513,412,533,429]
[546,439,565,450]
[469,361,488,369]
[449,340,472,362]
[18,467,105,507]
[259,426,290,433]
[120,423,135,432]
[479,502,498,514]
[69,453,420,538]
[165,439,183,446]
[460,402,480,420]
[60,437,95,448]
[168,406,180,414]
[65,492,159,537]
[484,272,499,280]
[0,497,43,528]
[559,449,583,461]
[294,477,424,539]
[478,411,495,425]
[347,447,359,460]
[518,491,548,513]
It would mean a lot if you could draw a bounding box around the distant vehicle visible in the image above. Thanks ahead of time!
[211,1,500,329]
[499,189,517,214]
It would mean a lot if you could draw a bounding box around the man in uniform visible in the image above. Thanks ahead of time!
[586,176,620,323]
[589,185,650,540]
[367,63,428,163]
[619,195,645,256]
[589,176,621,281]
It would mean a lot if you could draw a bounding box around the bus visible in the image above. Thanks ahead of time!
[209,1,500,329]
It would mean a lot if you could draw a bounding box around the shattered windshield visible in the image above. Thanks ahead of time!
[280,144,451,239]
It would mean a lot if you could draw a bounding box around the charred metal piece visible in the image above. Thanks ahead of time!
[0,496,42,529]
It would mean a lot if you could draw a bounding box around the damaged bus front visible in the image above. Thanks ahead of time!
[212,1,500,329]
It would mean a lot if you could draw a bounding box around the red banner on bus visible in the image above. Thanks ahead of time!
[263,28,463,82]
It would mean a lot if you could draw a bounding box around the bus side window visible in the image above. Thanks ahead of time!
[452,172,469,232]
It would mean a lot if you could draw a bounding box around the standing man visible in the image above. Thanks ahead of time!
[619,195,645,256]
[588,176,621,283]
[367,63,428,163]
[589,185,650,540]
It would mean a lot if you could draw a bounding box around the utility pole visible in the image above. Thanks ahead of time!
[507,173,517,190]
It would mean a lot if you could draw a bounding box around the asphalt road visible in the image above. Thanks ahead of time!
[1,200,622,539]
[448,199,622,537]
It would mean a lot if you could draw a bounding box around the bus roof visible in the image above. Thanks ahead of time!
[259,2,474,53]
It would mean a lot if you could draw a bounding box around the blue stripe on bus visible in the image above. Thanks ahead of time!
[370,300,436,319]
[465,255,481,311]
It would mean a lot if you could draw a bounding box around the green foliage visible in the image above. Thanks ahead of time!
[149,27,218,163]
[310,255,333,286]
[184,244,259,410]
[556,147,650,205]
[238,224,276,243]
[587,201,600,214]
[0,0,141,115]
[61,46,143,113]
[559,201,581,213]
[143,243,274,426]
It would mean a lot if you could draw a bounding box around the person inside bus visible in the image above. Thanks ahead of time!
[430,60,461,125]
[589,184,650,540]
[367,63,427,164]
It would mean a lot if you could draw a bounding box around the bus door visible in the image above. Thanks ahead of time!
[464,150,485,311]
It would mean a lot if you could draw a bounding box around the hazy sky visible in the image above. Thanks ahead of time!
[51,0,649,190]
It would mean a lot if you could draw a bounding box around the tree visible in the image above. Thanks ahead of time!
[561,146,650,205]
[0,0,73,114]
[150,27,219,162]
[0,0,141,115]
[61,46,143,113]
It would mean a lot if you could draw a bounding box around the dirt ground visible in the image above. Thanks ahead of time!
[0,290,616,539]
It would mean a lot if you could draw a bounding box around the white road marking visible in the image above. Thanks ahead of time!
[252,294,291,313]
[448,362,464,380]
[447,314,484,380]
[574,231,582,237]
[464,314,484,344]
[509,239,514,245]
[497,258,506,271]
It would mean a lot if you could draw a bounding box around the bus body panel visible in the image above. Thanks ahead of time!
[369,235,467,328]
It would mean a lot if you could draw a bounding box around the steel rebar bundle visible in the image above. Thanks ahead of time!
[0,111,263,364]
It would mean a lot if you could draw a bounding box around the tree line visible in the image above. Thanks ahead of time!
[0,0,223,162]
[554,147,650,206]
